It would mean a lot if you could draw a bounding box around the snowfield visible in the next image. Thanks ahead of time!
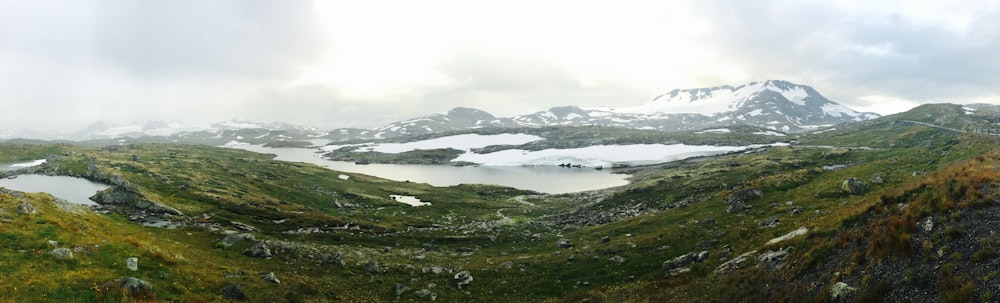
[453,143,782,167]
[351,134,543,154]
[9,159,47,168]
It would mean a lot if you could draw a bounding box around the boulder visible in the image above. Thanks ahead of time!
[126,257,139,271]
[90,185,183,216]
[422,243,440,252]
[221,284,247,301]
[51,248,74,260]
[16,201,37,215]
[830,282,857,301]
[724,188,763,206]
[220,233,256,248]
[609,255,627,265]
[556,238,573,249]
[715,251,758,274]
[454,271,473,289]
[243,241,272,259]
[920,216,934,232]
[841,178,868,195]
[100,277,155,301]
[261,272,280,284]
[757,248,791,267]
[726,200,749,213]
[363,260,379,273]
[321,253,345,266]
[414,289,437,301]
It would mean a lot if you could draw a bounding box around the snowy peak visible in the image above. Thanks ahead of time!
[638,80,817,115]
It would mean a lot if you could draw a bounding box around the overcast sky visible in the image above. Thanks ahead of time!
[2,0,999,132]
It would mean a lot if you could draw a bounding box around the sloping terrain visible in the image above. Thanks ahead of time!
[1,104,998,302]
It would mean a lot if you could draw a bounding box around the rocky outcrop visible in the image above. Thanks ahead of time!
[725,188,762,213]
[841,178,868,195]
[392,283,410,296]
[830,282,857,301]
[261,272,280,284]
[663,251,709,276]
[99,277,155,301]
[51,248,74,260]
[414,289,437,301]
[363,260,379,273]
[556,238,573,249]
[243,241,272,259]
[454,271,473,289]
[90,185,183,217]
[16,201,37,215]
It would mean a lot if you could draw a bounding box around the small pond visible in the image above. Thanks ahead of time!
[0,174,110,206]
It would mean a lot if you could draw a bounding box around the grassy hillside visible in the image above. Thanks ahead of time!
[2,104,1000,302]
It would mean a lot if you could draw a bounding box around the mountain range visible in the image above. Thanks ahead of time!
[2,80,879,142]
[326,80,880,140]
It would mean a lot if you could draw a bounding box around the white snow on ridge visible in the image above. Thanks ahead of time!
[9,159,47,168]
[821,103,858,118]
[772,85,808,106]
[355,134,543,154]
[753,131,787,137]
[453,144,755,167]
[696,128,731,134]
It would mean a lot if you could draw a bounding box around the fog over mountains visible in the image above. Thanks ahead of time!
[3,80,879,142]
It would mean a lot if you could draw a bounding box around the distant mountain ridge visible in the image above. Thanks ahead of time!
[332,80,880,140]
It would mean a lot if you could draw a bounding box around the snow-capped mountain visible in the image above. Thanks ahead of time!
[329,80,879,140]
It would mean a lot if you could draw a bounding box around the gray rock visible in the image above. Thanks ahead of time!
[724,188,763,205]
[600,236,610,243]
[243,241,272,259]
[221,284,247,301]
[499,261,514,269]
[422,243,439,252]
[261,272,280,284]
[454,271,473,289]
[667,267,691,276]
[759,217,780,228]
[363,260,379,273]
[422,266,447,274]
[841,178,868,195]
[220,233,256,248]
[392,283,410,296]
[46,240,58,247]
[715,251,758,274]
[921,216,934,232]
[609,255,627,264]
[556,238,573,249]
[662,252,696,271]
[726,200,749,213]
[321,253,345,266]
[126,257,139,271]
[51,248,73,260]
[830,282,856,300]
[115,277,154,295]
[757,248,791,267]
[414,288,437,301]
[16,201,37,215]
[695,251,710,262]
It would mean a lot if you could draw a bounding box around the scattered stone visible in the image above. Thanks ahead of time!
[414,289,437,301]
[392,283,410,296]
[765,227,809,245]
[841,178,868,195]
[16,202,37,215]
[870,175,884,184]
[321,253,345,266]
[667,267,691,276]
[363,260,380,273]
[100,277,155,300]
[600,236,610,243]
[567,255,576,263]
[556,238,573,249]
[830,282,857,301]
[759,217,780,228]
[221,284,247,301]
[499,261,514,269]
[229,221,258,232]
[715,251,758,274]
[696,251,710,262]
[243,241,272,259]
[130,154,140,161]
[46,240,58,247]
[790,208,803,215]
[261,272,280,284]
[220,233,256,248]
[727,200,749,213]
[51,248,73,260]
[724,188,762,213]
[422,243,439,252]
[757,248,791,268]
[454,271,473,289]
[422,266,447,274]
[609,255,627,264]
[126,257,139,271]
[920,216,934,232]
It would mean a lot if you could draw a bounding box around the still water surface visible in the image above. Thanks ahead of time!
[0,174,110,205]
[227,145,630,194]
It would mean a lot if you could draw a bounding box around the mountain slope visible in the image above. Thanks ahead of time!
[329,80,879,141]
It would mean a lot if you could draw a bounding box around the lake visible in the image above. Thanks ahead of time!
[0,174,111,206]
[225,145,630,194]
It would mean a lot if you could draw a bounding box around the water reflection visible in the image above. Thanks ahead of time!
[0,174,110,205]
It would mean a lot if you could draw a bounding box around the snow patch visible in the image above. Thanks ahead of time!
[821,103,858,118]
[453,144,760,167]
[9,159,46,168]
[338,174,350,180]
[696,128,731,134]
[753,131,787,137]
[390,195,430,207]
[355,134,543,154]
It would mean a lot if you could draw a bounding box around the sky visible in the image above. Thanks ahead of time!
[2,0,999,132]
